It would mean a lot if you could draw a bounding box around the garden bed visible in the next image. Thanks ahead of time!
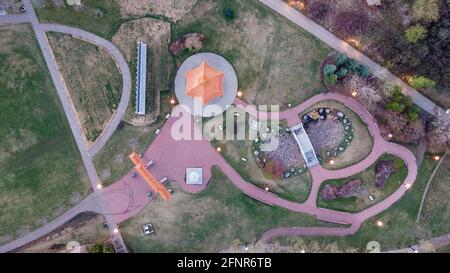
[317,154,408,213]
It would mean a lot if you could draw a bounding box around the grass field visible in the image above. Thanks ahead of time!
[205,106,312,203]
[317,154,408,213]
[33,0,122,40]
[419,155,450,235]
[172,0,331,109]
[93,92,174,185]
[0,24,90,244]
[121,167,335,253]
[300,100,373,169]
[273,155,442,252]
[47,32,123,142]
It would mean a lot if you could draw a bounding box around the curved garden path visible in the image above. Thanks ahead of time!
[38,23,131,157]
[0,0,423,252]
[234,92,417,242]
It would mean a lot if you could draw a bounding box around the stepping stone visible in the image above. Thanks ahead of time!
[345,125,350,130]
[254,151,259,156]
[339,146,344,151]
[338,112,344,118]
[325,108,331,113]
[343,119,348,124]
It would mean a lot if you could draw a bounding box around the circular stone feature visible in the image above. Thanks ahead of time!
[174,53,238,117]
[306,118,345,151]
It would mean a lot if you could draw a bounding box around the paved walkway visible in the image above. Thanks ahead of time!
[86,92,417,242]
[259,0,441,115]
[0,0,128,252]
[0,0,429,252]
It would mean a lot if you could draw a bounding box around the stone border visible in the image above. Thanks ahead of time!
[174,52,238,117]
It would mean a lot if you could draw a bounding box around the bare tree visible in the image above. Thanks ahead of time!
[347,75,382,110]
[432,109,450,145]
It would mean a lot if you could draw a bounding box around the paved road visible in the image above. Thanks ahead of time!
[259,0,441,115]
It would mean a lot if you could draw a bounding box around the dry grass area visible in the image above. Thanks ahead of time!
[121,168,331,253]
[300,100,373,169]
[205,106,312,203]
[173,0,330,110]
[420,155,450,235]
[18,214,110,253]
[118,0,198,22]
[47,32,122,143]
[0,0,22,14]
[112,18,174,126]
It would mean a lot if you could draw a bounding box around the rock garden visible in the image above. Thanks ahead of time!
[302,107,354,162]
[252,126,307,180]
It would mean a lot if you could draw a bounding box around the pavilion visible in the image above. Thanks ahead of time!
[185,62,224,105]
[174,53,238,117]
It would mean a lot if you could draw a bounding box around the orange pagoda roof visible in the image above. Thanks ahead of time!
[185,62,224,105]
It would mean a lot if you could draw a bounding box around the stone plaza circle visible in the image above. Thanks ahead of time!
[174,52,238,117]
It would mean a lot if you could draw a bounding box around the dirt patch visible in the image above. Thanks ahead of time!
[0,0,23,14]
[18,213,110,253]
[118,0,198,22]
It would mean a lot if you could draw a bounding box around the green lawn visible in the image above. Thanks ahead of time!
[273,155,442,252]
[93,92,174,185]
[121,167,336,253]
[172,0,331,109]
[419,154,450,235]
[0,24,90,243]
[317,154,408,213]
[33,0,122,39]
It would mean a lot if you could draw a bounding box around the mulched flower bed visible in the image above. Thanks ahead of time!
[321,179,365,200]
[253,127,306,180]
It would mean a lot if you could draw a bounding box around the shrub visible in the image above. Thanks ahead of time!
[334,11,371,36]
[393,159,404,169]
[323,64,337,76]
[386,86,420,121]
[344,59,359,72]
[222,0,237,21]
[325,74,338,86]
[308,2,330,21]
[408,75,436,89]
[336,68,348,79]
[335,52,348,67]
[355,64,370,77]
[407,107,420,121]
[405,24,428,43]
[412,0,440,23]
[88,243,113,253]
